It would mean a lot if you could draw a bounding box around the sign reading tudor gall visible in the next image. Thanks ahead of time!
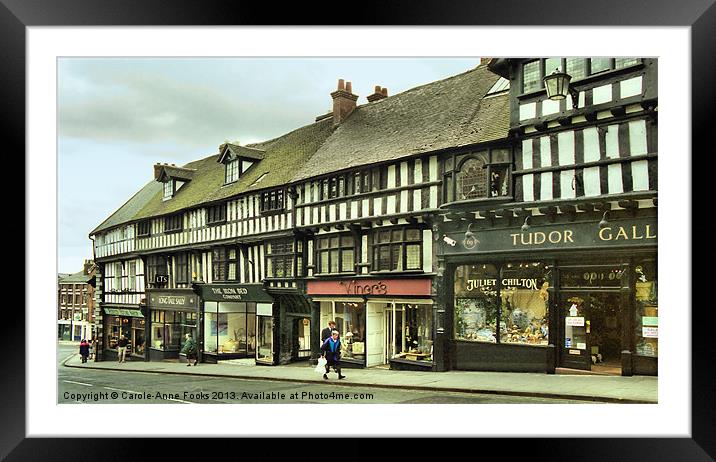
[307,279,432,297]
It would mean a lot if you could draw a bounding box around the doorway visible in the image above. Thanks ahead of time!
[384,306,405,363]
[560,292,622,374]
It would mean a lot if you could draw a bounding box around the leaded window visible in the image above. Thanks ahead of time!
[225,159,239,184]
[266,239,298,278]
[372,228,422,272]
[316,235,355,274]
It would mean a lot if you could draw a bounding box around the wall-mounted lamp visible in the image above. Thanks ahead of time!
[521,216,531,232]
[463,223,480,250]
[544,69,580,109]
[598,211,610,229]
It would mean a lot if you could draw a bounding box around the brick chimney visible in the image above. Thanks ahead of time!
[331,79,358,125]
[367,85,388,102]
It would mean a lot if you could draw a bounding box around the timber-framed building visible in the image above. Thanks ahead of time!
[90,58,658,376]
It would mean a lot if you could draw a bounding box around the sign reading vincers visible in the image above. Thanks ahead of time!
[441,218,657,255]
[307,278,432,297]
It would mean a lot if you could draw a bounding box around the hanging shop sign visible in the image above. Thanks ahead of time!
[306,278,432,297]
[147,290,198,309]
[441,217,657,255]
[197,283,274,302]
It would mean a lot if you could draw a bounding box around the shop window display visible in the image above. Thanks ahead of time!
[322,302,366,360]
[454,264,499,342]
[634,261,658,357]
[150,310,182,351]
[395,303,433,361]
[454,262,550,345]
[499,262,550,345]
[105,316,131,350]
[131,318,146,356]
[257,316,273,363]
[204,302,257,355]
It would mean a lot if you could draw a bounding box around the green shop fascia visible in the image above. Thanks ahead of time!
[194,283,275,364]
[436,215,657,376]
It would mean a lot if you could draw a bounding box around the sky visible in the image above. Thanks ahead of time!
[57,57,481,273]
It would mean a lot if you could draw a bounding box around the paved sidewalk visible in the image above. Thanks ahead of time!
[63,354,657,403]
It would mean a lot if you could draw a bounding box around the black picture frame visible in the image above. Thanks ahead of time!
[6,0,710,459]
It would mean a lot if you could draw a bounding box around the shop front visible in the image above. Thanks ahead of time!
[102,306,146,361]
[439,213,657,376]
[146,289,199,362]
[195,283,274,364]
[307,278,435,371]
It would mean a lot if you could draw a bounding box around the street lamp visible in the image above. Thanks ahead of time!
[543,69,580,109]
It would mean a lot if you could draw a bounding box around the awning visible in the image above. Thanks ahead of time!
[104,308,144,318]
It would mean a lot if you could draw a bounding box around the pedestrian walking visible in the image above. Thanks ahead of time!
[321,320,336,344]
[88,336,96,360]
[117,334,129,363]
[79,339,90,363]
[180,333,198,366]
[320,329,346,380]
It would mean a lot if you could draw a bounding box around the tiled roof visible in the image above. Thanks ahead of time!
[130,117,335,220]
[90,180,162,235]
[291,64,510,181]
[58,270,93,284]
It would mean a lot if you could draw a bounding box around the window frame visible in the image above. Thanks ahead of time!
[207,203,227,225]
[164,213,183,234]
[259,189,285,214]
[175,253,190,284]
[315,234,356,275]
[137,220,151,237]
[371,227,423,273]
[443,147,513,204]
[521,57,643,95]
[225,158,240,184]
[265,239,300,279]
[163,180,174,199]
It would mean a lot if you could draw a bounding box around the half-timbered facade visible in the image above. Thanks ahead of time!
[89,59,657,376]
[434,58,658,376]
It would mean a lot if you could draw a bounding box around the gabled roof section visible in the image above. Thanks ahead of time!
[90,180,163,235]
[154,163,196,182]
[290,63,510,182]
[129,117,335,221]
[217,143,266,164]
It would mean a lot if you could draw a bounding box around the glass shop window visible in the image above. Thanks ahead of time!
[454,264,499,343]
[331,302,366,361]
[257,316,274,363]
[393,303,433,362]
[203,302,256,356]
[634,261,658,357]
[499,262,550,345]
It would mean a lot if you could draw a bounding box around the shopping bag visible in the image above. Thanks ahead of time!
[314,357,327,373]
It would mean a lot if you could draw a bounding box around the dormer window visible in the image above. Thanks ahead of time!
[218,142,266,185]
[225,159,239,184]
[154,163,195,199]
[163,180,174,199]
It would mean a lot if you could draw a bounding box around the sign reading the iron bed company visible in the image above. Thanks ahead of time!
[198,284,273,302]
[442,218,657,254]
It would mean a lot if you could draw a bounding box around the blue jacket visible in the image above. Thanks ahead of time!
[321,337,342,364]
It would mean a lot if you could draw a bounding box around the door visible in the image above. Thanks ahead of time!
[560,293,591,370]
[384,305,405,363]
[365,303,385,367]
[560,292,622,372]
